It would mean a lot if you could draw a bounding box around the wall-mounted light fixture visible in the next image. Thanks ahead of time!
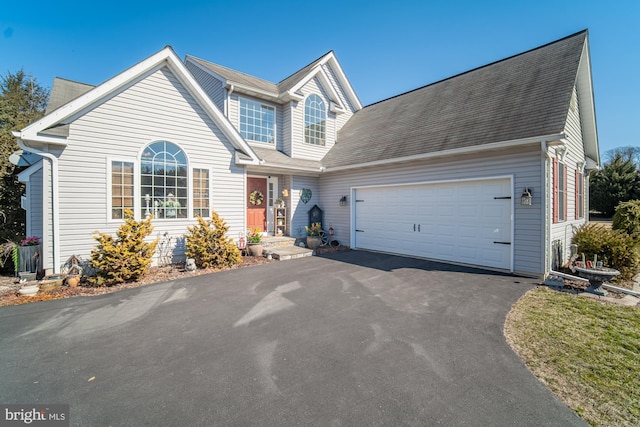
[339,196,348,206]
[521,188,532,206]
[282,189,289,197]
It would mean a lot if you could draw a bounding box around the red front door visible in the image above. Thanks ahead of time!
[247,177,267,232]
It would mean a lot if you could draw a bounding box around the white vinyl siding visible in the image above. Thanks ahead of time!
[319,146,543,276]
[291,77,335,160]
[289,176,320,237]
[550,85,588,267]
[56,66,245,265]
[322,63,355,129]
[185,60,226,113]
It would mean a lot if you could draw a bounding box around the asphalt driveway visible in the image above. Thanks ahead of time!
[0,251,585,426]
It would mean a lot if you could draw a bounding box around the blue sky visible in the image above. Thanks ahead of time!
[1,0,638,156]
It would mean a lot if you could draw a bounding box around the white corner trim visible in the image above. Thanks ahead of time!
[323,53,362,110]
[288,67,344,108]
[16,139,60,273]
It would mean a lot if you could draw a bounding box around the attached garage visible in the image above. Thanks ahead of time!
[352,177,513,271]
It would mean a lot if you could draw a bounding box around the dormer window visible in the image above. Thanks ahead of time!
[239,98,275,144]
[305,94,326,146]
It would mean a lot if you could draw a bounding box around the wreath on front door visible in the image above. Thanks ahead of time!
[249,189,264,206]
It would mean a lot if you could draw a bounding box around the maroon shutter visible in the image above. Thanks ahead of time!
[552,158,559,223]
[575,169,579,220]
[564,165,568,221]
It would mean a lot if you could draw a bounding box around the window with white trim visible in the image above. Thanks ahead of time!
[140,141,188,219]
[193,168,209,218]
[239,98,275,144]
[111,161,134,219]
[305,94,326,146]
[558,162,566,222]
[576,170,584,219]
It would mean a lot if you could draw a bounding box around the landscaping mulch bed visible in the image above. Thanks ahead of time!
[0,255,274,307]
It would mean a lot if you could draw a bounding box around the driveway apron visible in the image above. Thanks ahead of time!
[0,251,586,426]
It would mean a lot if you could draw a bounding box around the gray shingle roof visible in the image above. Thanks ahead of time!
[322,31,587,168]
[187,56,279,95]
[45,77,95,114]
[252,146,322,170]
[41,78,95,137]
[186,51,333,99]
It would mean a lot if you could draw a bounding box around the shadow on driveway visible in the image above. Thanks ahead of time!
[0,251,585,426]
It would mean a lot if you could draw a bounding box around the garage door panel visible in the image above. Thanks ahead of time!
[354,178,512,270]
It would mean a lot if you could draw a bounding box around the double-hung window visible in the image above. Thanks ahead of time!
[576,170,584,219]
[553,158,567,223]
[239,98,275,144]
[111,161,134,219]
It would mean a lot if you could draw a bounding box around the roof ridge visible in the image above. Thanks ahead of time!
[277,50,334,85]
[186,55,277,85]
[52,76,95,88]
[363,30,588,109]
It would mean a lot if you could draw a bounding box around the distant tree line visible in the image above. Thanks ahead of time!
[0,70,49,244]
[590,147,640,217]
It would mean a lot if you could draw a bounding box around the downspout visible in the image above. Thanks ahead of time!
[16,138,60,274]
[541,140,551,277]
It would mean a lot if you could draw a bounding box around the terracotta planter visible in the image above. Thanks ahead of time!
[66,275,80,288]
[306,236,322,250]
[248,244,264,257]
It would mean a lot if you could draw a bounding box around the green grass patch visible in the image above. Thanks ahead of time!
[505,287,640,426]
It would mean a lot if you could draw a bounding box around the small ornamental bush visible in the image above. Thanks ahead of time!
[185,211,241,269]
[612,200,640,237]
[90,209,158,286]
[572,223,640,282]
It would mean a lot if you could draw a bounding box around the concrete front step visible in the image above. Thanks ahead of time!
[267,245,313,261]
[261,236,297,248]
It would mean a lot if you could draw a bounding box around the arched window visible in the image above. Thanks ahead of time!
[140,141,188,219]
[304,94,326,146]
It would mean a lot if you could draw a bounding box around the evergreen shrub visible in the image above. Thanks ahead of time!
[612,200,640,237]
[185,211,241,269]
[572,223,640,282]
[89,209,158,286]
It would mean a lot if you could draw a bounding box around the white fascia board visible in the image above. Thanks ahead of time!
[576,39,600,167]
[279,91,304,102]
[184,56,229,86]
[226,82,281,103]
[19,47,259,164]
[286,67,344,108]
[325,133,566,172]
[17,159,43,182]
[235,152,259,165]
[322,53,362,111]
[20,48,176,139]
[12,131,67,147]
[162,58,260,163]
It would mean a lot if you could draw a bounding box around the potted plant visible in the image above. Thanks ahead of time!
[246,228,264,257]
[275,198,285,208]
[305,222,323,250]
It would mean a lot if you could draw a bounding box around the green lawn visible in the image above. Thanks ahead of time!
[505,287,640,426]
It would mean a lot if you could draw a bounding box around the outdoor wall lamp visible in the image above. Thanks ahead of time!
[282,189,289,197]
[339,196,348,206]
[521,188,532,206]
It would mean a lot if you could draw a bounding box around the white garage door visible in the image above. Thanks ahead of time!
[353,178,512,270]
